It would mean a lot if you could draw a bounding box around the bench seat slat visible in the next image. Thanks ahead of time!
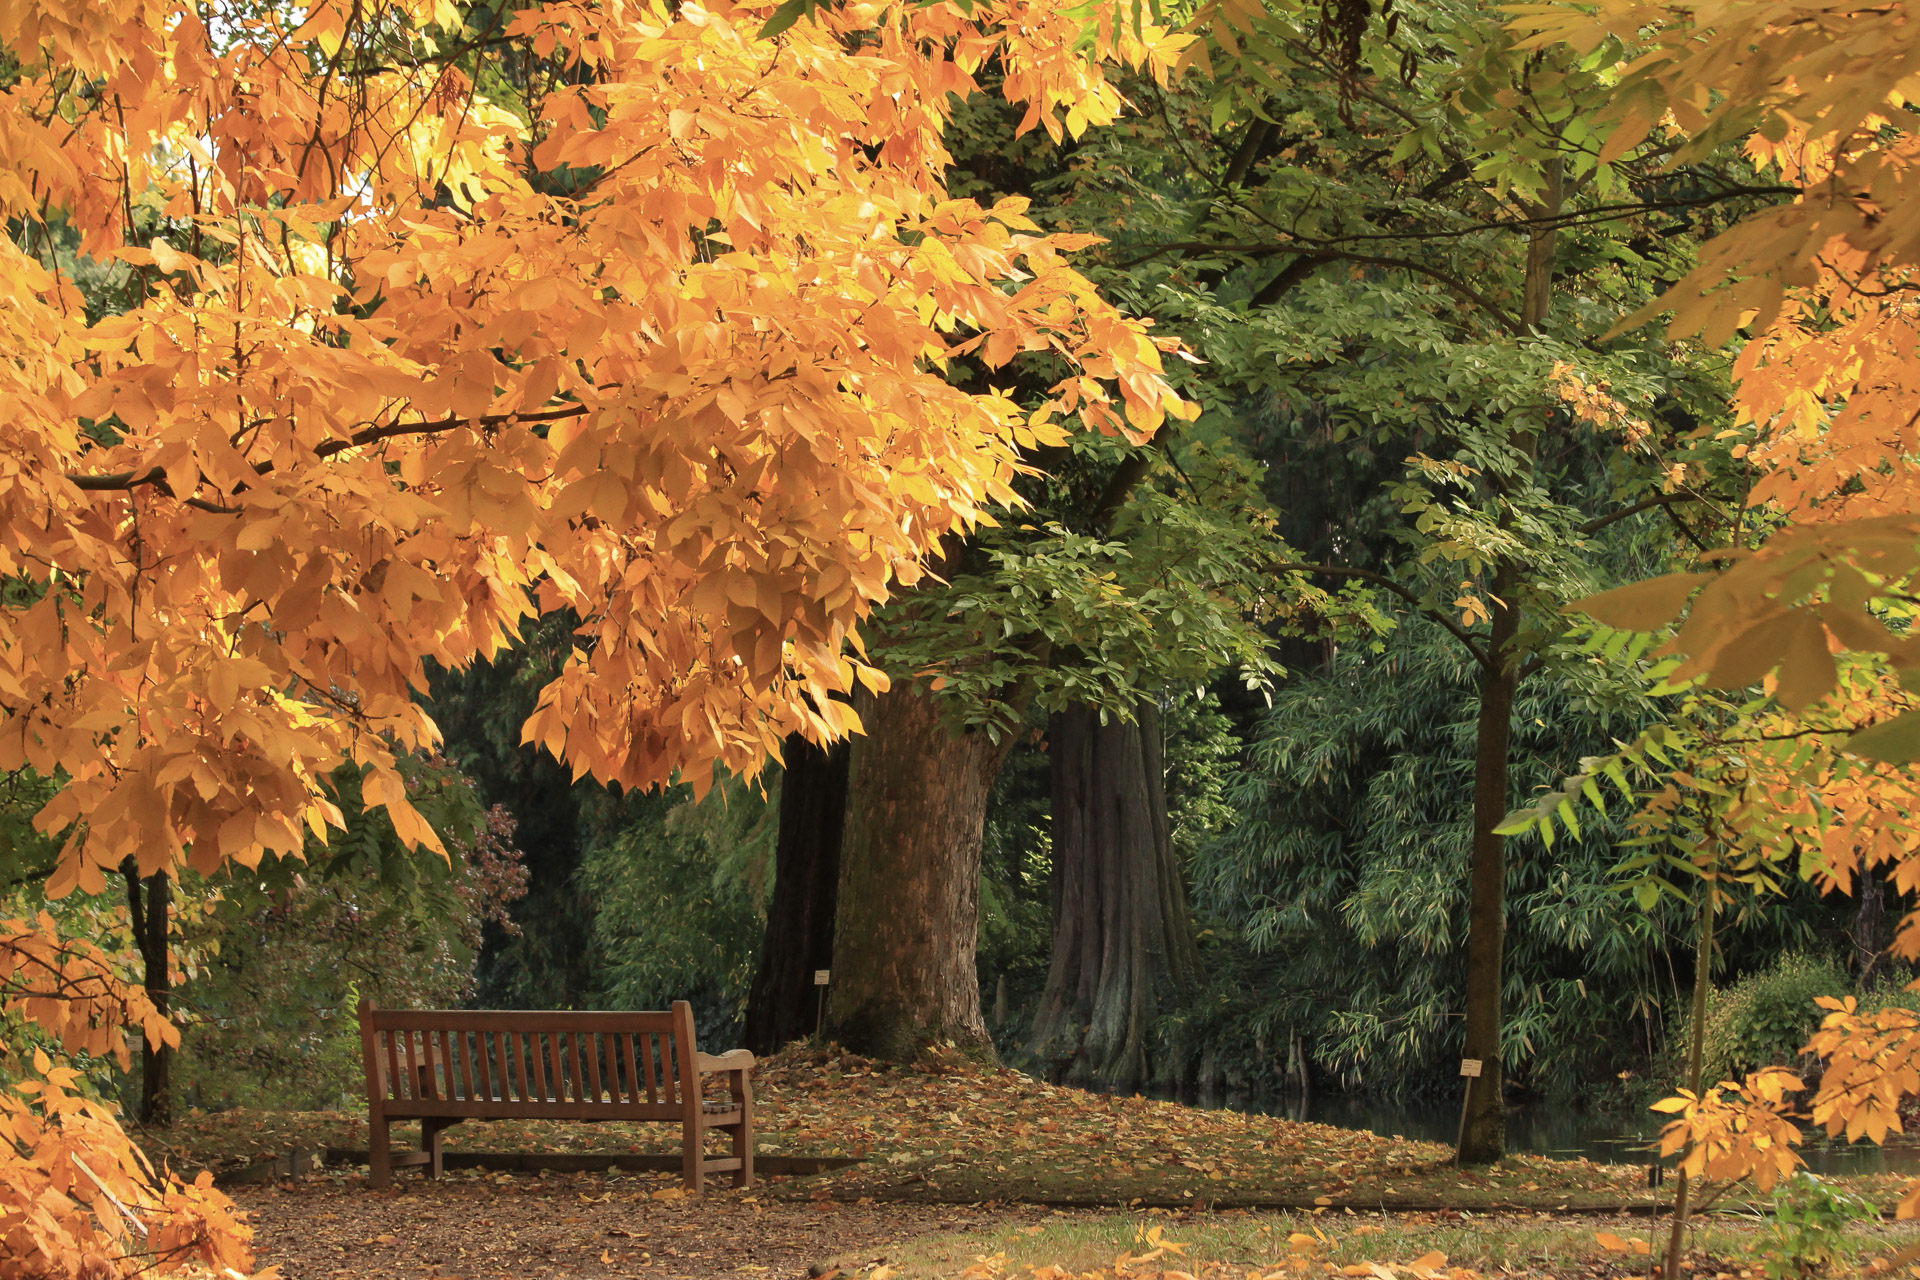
[383,1099,689,1121]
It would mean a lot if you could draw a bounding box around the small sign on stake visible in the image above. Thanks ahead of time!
[1453,1059,1484,1165]
[813,970,831,986]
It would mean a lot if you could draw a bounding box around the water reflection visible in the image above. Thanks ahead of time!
[1192,1089,1920,1177]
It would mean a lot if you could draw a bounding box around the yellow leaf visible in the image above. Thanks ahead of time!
[1571,573,1710,632]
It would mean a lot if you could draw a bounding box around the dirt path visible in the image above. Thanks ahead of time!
[236,1170,1037,1279]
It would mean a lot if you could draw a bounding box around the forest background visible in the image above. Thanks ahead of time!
[9,0,1920,1270]
[14,0,1886,1137]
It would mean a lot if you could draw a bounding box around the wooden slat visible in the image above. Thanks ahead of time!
[520,1031,539,1102]
[641,1033,660,1104]
[405,1032,425,1101]
[383,1030,405,1103]
[544,1031,563,1102]
[442,1029,458,1098]
[565,1030,584,1103]
[480,1033,499,1102]
[617,1034,639,1104]
[378,1098,686,1121]
[587,1032,604,1103]
[530,1031,551,1103]
[364,1010,678,1034]
[432,1030,451,1099]
[456,1030,477,1103]
[510,1031,531,1103]
[475,1031,495,1104]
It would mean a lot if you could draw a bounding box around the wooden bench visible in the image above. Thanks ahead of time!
[357,1001,754,1191]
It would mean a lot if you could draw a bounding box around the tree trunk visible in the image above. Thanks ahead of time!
[1855,863,1887,987]
[743,734,850,1056]
[825,682,1008,1061]
[124,862,172,1127]
[1027,699,1200,1093]
[1666,879,1718,1280]
[1456,156,1563,1166]
[1459,580,1518,1164]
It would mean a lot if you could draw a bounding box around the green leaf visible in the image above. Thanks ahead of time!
[758,0,812,40]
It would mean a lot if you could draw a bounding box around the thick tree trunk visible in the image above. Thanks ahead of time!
[826,682,1007,1062]
[1027,700,1200,1092]
[743,734,850,1056]
[1457,157,1562,1166]
[124,863,172,1127]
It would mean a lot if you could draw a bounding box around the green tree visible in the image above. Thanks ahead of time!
[1035,1,1776,1157]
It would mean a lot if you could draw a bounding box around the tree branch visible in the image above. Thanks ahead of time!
[1269,560,1491,669]
[1578,490,1701,534]
[65,402,595,495]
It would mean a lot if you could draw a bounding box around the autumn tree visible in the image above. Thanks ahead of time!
[0,0,1190,1266]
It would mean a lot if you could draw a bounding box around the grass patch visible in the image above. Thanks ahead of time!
[849,1208,1920,1279]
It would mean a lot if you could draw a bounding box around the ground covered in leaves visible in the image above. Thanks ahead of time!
[145,1046,1714,1212]
[232,1177,1920,1280]
[234,1170,1036,1278]
[163,1047,1920,1278]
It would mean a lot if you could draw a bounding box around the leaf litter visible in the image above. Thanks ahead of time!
[144,1045,1920,1276]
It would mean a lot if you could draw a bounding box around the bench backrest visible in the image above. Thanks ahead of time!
[359,1002,700,1116]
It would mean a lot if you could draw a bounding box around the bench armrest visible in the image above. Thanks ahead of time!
[694,1049,756,1074]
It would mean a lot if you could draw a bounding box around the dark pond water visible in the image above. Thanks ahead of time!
[1192,1089,1920,1178]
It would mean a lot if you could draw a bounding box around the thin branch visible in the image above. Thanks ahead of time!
[1269,560,1491,669]
[1112,186,1801,270]
[1662,502,1715,555]
[64,402,595,496]
[1579,490,1701,535]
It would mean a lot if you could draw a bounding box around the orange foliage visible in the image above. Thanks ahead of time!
[0,0,1190,1268]
[0,0,1190,897]
[0,1052,254,1279]
[1651,1069,1805,1193]
[0,915,175,1067]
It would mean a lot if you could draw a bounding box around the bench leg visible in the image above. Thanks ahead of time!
[369,1114,392,1189]
[682,1112,704,1193]
[730,1069,753,1190]
[423,1119,449,1178]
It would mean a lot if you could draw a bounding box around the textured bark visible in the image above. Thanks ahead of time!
[744,734,850,1056]
[1855,863,1887,987]
[826,682,1008,1061]
[1459,579,1517,1165]
[1457,156,1563,1167]
[124,863,172,1127]
[1027,700,1200,1092]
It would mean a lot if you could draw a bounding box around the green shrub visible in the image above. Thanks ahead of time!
[1760,1174,1877,1279]
[1684,953,1848,1086]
